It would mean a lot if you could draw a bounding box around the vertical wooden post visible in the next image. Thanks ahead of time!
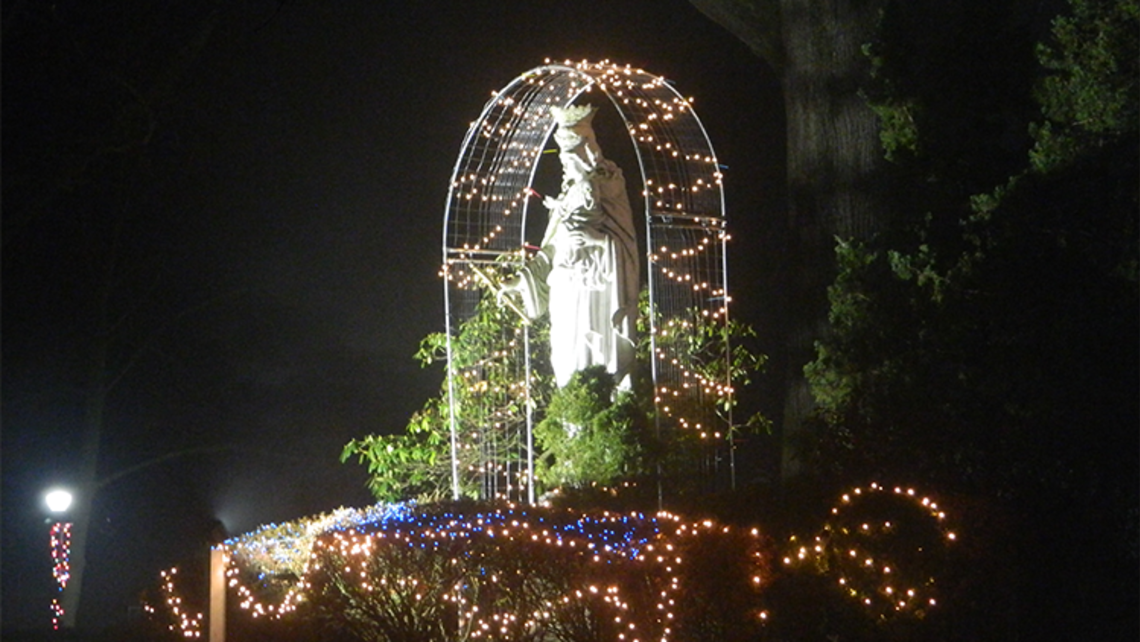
[209,546,225,642]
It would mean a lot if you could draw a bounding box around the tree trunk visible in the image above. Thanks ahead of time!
[60,327,110,627]
[778,0,886,478]
[691,0,888,480]
[5,6,225,625]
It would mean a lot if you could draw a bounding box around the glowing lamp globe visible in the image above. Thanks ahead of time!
[45,489,73,514]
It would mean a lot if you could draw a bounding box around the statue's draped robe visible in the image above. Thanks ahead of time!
[514,158,639,388]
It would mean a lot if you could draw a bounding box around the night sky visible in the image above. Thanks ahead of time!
[2,0,784,631]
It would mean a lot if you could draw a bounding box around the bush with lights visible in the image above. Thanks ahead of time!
[343,280,554,504]
[532,366,651,491]
[343,283,768,509]
[240,501,771,642]
[146,482,961,641]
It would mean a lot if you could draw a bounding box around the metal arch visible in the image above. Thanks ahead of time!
[441,61,732,502]
[442,61,725,260]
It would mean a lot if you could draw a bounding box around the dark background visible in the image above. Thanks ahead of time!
[2,0,784,632]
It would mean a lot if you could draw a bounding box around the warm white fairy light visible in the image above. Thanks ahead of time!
[148,567,205,638]
[148,502,767,638]
[781,483,957,619]
[441,58,735,473]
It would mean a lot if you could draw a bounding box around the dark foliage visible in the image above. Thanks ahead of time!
[804,0,1139,639]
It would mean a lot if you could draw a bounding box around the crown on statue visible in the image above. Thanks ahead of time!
[551,104,596,128]
[551,104,599,153]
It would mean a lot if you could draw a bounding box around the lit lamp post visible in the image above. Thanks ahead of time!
[44,488,73,631]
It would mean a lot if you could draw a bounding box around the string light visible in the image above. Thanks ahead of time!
[49,521,71,630]
[148,488,957,634]
[442,59,737,466]
[145,567,205,638]
[780,483,957,620]
[149,502,768,639]
[153,60,754,632]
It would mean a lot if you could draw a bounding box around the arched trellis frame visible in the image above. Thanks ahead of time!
[442,60,735,504]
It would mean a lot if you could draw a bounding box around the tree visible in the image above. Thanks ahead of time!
[1031,0,1140,175]
[2,1,244,627]
[344,284,554,503]
[688,0,896,480]
[804,0,1138,491]
[532,366,650,490]
[344,286,768,504]
[801,0,1138,637]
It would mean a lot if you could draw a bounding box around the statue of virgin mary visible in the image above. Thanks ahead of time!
[501,104,639,388]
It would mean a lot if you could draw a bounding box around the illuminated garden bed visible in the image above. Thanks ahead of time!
[147,484,956,641]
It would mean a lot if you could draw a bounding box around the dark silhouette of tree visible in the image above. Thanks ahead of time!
[689,0,895,480]
[798,0,1138,638]
[2,1,240,628]
[691,1,1136,637]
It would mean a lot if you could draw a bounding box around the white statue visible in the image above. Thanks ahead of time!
[502,104,639,388]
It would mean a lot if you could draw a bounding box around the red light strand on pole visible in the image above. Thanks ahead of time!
[50,521,72,630]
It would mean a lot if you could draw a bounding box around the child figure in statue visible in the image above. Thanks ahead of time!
[500,104,639,388]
